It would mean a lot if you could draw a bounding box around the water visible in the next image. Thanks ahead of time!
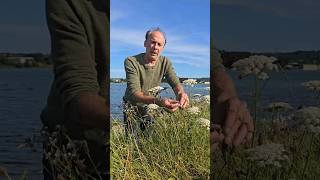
[0,68,319,178]
[110,83,210,119]
[229,69,320,108]
[0,68,52,179]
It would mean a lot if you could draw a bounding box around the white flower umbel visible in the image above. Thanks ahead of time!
[148,86,164,94]
[192,94,202,98]
[187,106,200,115]
[267,102,293,111]
[246,143,289,168]
[183,79,197,87]
[232,55,278,80]
[292,106,320,134]
[302,80,320,93]
[201,95,210,104]
[147,104,159,111]
[197,118,210,130]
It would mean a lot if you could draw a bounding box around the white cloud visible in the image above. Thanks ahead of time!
[110,8,127,22]
[111,27,209,68]
[111,27,144,47]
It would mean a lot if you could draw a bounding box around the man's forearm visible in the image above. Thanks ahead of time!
[66,92,108,130]
[133,91,159,105]
[173,84,185,99]
[213,69,237,103]
[212,69,238,125]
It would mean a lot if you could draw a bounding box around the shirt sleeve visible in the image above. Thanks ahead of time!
[124,58,141,97]
[46,0,99,107]
[164,58,180,89]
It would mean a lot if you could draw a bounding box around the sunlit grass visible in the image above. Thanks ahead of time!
[111,102,210,179]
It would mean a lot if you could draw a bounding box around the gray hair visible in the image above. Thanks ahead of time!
[145,27,167,46]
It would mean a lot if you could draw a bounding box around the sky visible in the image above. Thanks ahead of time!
[0,1,49,53]
[1,0,319,69]
[213,0,320,52]
[110,0,210,78]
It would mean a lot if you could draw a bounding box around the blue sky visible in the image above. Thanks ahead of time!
[110,0,210,78]
[213,0,320,52]
[1,1,319,65]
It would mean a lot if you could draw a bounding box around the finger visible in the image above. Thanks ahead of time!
[170,102,180,109]
[232,124,248,147]
[224,119,241,145]
[171,106,179,112]
[170,99,180,104]
[183,96,189,108]
[180,97,186,107]
[223,98,241,134]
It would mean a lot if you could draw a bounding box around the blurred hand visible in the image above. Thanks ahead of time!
[177,92,189,108]
[223,97,254,147]
[211,124,224,152]
[161,98,180,112]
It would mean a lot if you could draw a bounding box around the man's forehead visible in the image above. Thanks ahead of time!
[149,31,165,41]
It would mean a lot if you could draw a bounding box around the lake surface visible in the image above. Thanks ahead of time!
[0,68,319,178]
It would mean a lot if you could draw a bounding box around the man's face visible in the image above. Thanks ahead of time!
[144,31,165,61]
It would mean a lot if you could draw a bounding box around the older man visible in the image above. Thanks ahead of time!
[123,27,189,130]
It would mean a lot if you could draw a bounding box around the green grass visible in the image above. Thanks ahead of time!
[211,117,320,179]
[111,102,210,179]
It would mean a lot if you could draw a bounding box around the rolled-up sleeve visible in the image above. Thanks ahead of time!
[46,0,99,107]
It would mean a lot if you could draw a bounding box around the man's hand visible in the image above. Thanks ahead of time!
[211,124,224,152]
[178,92,189,108]
[223,97,254,147]
[159,98,180,112]
[173,84,189,108]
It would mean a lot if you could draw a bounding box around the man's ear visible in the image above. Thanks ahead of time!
[144,41,147,47]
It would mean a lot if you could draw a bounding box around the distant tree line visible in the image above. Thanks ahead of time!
[0,53,51,68]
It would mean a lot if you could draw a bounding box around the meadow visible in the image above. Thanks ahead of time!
[212,55,320,179]
[110,85,211,179]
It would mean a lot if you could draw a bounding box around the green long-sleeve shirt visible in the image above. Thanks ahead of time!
[41,0,108,128]
[123,53,180,103]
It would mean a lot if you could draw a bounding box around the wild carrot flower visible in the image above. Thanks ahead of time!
[148,86,167,97]
[192,94,202,98]
[183,79,197,87]
[187,106,200,115]
[232,55,278,80]
[197,118,210,130]
[146,104,159,111]
[246,143,288,168]
[292,106,320,134]
[267,102,293,111]
[302,80,320,93]
[201,95,210,104]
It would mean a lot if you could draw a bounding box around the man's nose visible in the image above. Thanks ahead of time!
[154,44,160,50]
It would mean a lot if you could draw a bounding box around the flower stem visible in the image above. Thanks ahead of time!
[301,134,314,178]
